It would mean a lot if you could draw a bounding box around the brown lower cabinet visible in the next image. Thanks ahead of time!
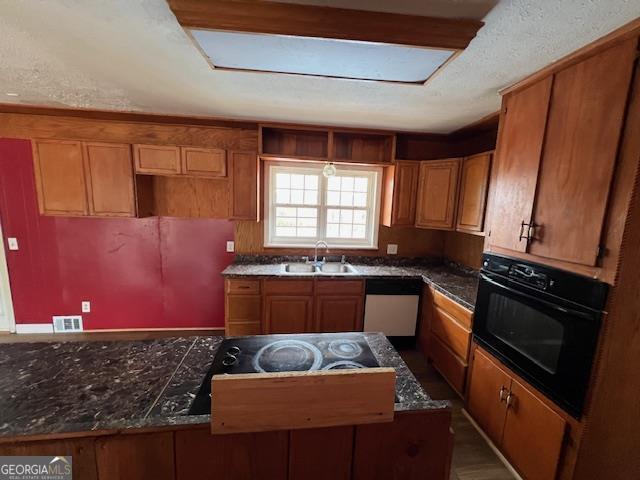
[467,346,567,480]
[225,278,365,335]
[0,410,452,480]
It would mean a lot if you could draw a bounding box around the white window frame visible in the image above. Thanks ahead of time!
[264,161,382,249]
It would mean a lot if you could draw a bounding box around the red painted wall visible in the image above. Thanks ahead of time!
[0,138,234,329]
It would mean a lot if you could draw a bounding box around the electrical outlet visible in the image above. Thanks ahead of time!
[387,244,398,255]
[7,237,18,251]
[81,301,91,313]
[226,241,235,253]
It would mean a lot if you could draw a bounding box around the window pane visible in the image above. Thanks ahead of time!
[304,190,318,205]
[277,207,296,217]
[298,227,316,237]
[297,217,317,228]
[340,191,354,206]
[339,224,352,238]
[339,209,353,223]
[353,225,366,238]
[291,190,304,204]
[305,175,318,189]
[327,223,339,237]
[291,174,305,188]
[276,189,290,204]
[298,208,317,218]
[353,210,367,224]
[327,209,340,223]
[328,176,341,191]
[276,227,296,237]
[354,177,368,192]
[276,217,296,227]
[276,173,290,188]
[327,190,340,206]
[341,176,355,191]
[354,192,367,207]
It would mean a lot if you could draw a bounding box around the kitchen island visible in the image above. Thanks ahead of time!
[0,333,452,480]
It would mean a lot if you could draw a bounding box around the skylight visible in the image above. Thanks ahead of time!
[189,29,456,84]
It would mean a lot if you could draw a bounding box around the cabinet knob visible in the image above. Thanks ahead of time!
[506,392,515,408]
[499,386,508,402]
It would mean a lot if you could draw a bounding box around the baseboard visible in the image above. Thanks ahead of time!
[15,323,54,334]
[461,408,524,480]
[83,327,224,333]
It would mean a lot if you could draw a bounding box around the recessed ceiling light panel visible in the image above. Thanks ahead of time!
[189,29,456,84]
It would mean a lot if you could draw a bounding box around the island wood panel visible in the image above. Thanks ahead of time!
[0,437,98,480]
[390,161,420,226]
[456,152,491,233]
[352,409,453,480]
[210,368,396,434]
[289,426,355,480]
[83,142,136,217]
[32,139,88,216]
[229,151,259,220]
[181,146,226,177]
[486,77,553,252]
[95,432,174,480]
[415,159,461,230]
[528,39,637,266]
[466,348,511,446]
[0,112,259,151]
[501,379,566,480]
[314,295,364,332]
[133,144,181,175]
[264,295,314,333]
[175,428,289,480]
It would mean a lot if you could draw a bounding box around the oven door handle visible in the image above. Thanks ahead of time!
[480,273,594,320]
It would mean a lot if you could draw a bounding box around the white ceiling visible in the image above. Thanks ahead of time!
[0,0,638,133]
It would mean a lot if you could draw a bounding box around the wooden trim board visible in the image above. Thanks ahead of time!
[211,368,396,434]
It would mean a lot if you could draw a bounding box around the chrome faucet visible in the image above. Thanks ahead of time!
[313,240,329,265]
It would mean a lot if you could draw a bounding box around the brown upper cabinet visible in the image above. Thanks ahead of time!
[456,152,492,234]
[32,139,136,218]
[33,139,89,216]
[134,144,227,178]
[487,39,637,268]
[415,158,461,230]
[331,131,394,164]
[84,143,136,217]
[382,161,420,227]
[228,151,259,221]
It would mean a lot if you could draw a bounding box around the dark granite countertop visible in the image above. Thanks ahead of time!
[0,333,447,439]
[222,257,478,311]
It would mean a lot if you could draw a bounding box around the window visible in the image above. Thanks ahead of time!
[265,162,382,248]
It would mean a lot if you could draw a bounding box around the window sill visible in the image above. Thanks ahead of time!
[263,243,378,250]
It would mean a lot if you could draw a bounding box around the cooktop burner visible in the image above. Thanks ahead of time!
[188,333,380,415]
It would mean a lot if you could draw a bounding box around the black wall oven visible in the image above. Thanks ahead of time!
[473,254,608,418]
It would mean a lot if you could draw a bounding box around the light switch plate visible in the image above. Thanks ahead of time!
[226,241,235,253]
[81,301,91,313]
[387,244,398,255]
[7,238,18,251]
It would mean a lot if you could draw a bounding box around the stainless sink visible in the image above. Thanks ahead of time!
[282,263,317,274]
[318,263,358,275]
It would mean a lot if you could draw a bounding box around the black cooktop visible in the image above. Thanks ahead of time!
[188,332,379,415]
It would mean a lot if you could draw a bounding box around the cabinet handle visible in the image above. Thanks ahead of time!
[519,221,539,244]
[518,221,527,242]
[506,392,515,408]
[499,386,508,402]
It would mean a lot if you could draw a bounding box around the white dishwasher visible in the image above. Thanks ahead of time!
[363,279,422,338]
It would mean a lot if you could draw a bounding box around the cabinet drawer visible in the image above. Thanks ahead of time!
[263,279,314,295]
[226,295,261,322]
[226,279,261,295]
[315,280,364,296]
[227,322,262,336]
[431,305,471,360]
[432,289,473,329]
[429,334,467,395]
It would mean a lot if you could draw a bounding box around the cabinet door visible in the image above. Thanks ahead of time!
[264,295,313,334]
[502,379,566,480]
[486,77,552,252]
[225,294,262,335]
[415,159,461,230]
[133,144,181,175]
[181,147,227,177]
[95,433,174,480]
[528,39,637,266]
[391,161,420,226]
[84,143,136,217]
[315,295,363,333]
[467,349,510,446]
[229,151,258,220]
[32,139,88,216]
[456,152,491,233]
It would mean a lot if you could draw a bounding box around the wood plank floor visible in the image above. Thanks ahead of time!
[400,350,516,480]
